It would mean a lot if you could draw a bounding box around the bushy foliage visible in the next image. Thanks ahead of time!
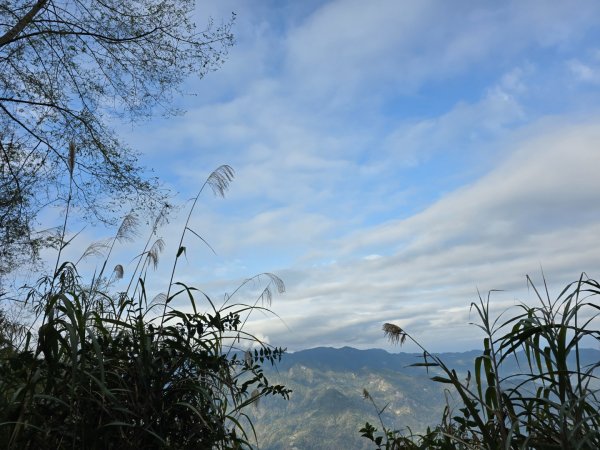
[0,1,235,276]
[362,274,600,450]
[0,166,290,449]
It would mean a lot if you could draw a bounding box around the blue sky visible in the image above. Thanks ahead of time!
[71,0,600,352]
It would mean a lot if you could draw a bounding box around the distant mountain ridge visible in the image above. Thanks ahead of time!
[279,346,482,372]
[278,345,600,375]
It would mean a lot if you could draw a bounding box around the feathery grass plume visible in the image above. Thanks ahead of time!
[112,264,124,280]
[207,165,235,197]
[76,239,110,264]
[250,389,260,409]
[362,388,371,400]
[224,273,285,307]
[361,386,402,446]
[150,292,167,307]
[257,273,285,307]
[268,273,286,295]
[124,203,172,297]
[116,212,139,243]
[382,323,407,345]
[147,238,165,270]
[68,141,76,178]
[152,202,172,233]
[84,213,138,303]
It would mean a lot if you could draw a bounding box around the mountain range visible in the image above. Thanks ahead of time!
[246,346,600,450]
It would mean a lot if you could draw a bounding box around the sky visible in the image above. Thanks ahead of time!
[71,0,600,352]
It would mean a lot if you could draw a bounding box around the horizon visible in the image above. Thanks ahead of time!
[32,0,600,353]
[284,345,600,355]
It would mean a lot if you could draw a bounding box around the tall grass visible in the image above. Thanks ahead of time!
[0,165,290,449]
[361,274,600,450]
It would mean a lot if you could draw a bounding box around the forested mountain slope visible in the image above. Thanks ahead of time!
[249,347,600,450]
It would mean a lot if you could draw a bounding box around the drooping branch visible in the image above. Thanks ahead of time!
[0,0,235,278]
[8,23,166,46]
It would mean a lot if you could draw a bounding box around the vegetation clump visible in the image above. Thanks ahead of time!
[0,166,290,449]
[361,274,600,449]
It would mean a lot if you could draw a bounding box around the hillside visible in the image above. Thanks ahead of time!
[247,347,600,450]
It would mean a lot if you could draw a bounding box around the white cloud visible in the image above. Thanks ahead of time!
[282,0,600,106]
[382,75,527,167]
[245,120,600,352]
[568,59,600,84]
[102,1,600,354]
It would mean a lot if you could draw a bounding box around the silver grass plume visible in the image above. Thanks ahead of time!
[78,239,110,262]
[151,202,172,233]
[151,292,167,306]
[258,273,285,306]
[250,389,260,409]
[362,388,371,400]
[116,212,139,243]
[207,165,235,197]
[147,238,165,269]
[113,264,124,280]
[382,323,408,346]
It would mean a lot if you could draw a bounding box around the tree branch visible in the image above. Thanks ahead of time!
[0,0,49,47]
[9,23,165,46]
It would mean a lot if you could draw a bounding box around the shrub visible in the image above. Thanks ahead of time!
[361,274,600,450]
[0,166,290,449]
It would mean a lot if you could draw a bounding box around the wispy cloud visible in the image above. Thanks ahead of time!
[98,0,600,352]
[244,120,600,351]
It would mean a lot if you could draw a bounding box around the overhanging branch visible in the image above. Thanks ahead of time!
[0,0,49,47]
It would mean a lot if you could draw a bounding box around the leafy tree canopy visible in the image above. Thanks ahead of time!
[0,0,234,278]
